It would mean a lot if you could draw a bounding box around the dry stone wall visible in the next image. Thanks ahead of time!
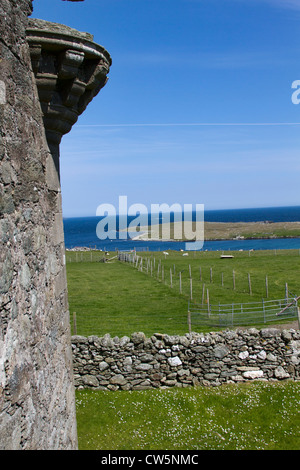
[72,328,300,390]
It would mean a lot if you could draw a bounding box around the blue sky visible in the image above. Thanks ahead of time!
[31,0,300,217]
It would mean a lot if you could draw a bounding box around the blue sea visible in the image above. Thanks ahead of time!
[63,206,300,252]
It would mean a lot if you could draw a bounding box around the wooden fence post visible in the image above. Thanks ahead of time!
[202,283,205,307]
[248,273,252,295]
[207,289,210,315]
[170,268,173,288]
[265,275,268,298]
[233,270,236,290]
[179,271,182,294]
[190,278,193,300]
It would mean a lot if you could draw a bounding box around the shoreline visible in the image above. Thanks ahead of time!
[65,221,300,250]
[66,233,300,251]
[130,234,300,242]
[130,220,300,242]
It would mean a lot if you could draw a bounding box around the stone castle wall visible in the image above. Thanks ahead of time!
[0,0,76,449]
[72,328,300,390]
[1,0,111,449]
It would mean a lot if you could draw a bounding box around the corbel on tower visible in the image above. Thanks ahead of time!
[26,18,111,178]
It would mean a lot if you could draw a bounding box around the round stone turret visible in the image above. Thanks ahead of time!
[26,18,112,176]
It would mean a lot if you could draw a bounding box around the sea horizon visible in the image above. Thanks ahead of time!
[63,205,300,252]
[63,205,300,223]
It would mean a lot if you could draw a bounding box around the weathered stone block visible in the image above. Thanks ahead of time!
[168,356,182,367]
[242,370,264,379]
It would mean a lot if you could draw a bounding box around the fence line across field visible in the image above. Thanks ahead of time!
[119,251,299,328]
[187,297,300,331]
[118,251,286,300]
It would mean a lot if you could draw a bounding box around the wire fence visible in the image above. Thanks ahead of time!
[117,250,294,301]
[65,249,115,263]
[187,297,300,331]
[67,249,300,333]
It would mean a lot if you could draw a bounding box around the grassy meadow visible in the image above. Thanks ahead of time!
[66,248,300,337]
[75,381,300,450]
[66,248,300,451]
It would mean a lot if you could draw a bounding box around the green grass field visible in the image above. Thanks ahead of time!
[75,381,300,450]
[67,248,300,451]
[66,248,300,337]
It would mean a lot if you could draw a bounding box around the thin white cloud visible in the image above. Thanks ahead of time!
[229,0,300,11]
[76,122,300,128]
[261,0,300,10]
[116,49,296,70]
